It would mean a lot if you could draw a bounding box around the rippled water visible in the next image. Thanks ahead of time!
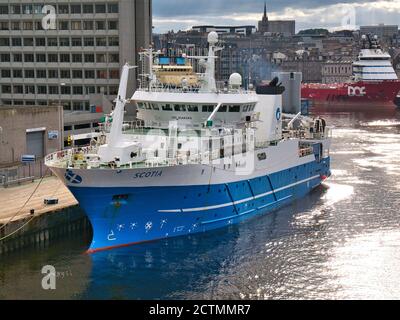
[1,107,400,300]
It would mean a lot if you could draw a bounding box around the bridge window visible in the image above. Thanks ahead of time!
[137,102,145,109]
[217,105,227,112]
[145,103,152,110]
[174,104,186,112]
[162,104,173,111]
[202,105,215,112]
[229,105,240,112]
[151,103,159,110]
[187,105,198,112]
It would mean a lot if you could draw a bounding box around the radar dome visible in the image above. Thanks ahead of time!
[229,73,242,89]
[208,31,219,45]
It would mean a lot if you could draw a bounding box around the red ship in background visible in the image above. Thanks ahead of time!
[302,35,400,108]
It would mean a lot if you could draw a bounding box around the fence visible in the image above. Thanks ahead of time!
[0,159,50,188]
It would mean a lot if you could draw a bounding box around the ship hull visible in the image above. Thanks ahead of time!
[58,157,330,253]
[302,80,400,107]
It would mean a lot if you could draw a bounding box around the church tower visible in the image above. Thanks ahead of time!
[258,1,269,33]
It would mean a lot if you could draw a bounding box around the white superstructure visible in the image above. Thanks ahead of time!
[353,35,398,82]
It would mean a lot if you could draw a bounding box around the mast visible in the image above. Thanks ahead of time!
[108,63,135,147]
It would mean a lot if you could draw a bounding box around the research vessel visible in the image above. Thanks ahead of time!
[46,32,332,253]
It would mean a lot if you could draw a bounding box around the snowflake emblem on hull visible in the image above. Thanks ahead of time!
[145,222,153,233]
[130,222,138,230]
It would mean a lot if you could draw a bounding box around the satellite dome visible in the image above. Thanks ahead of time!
[208,31,219,45]
[229,73,242,89]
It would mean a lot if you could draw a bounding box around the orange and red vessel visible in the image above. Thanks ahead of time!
[302,35,400,108]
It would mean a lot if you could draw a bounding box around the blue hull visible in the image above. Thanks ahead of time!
[70,157,331,252]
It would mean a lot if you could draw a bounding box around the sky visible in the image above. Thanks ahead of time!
[152,0,400,33]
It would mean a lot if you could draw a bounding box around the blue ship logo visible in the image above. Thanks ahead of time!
[276,108,282,121]
[65,170,83,184]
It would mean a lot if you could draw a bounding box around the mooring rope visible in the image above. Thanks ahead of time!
[0,167,49,233]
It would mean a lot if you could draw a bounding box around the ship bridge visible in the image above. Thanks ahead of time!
[132,91,259,129]
[353,35,398,81]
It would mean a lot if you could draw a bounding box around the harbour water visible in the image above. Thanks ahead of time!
[1,108,400,300]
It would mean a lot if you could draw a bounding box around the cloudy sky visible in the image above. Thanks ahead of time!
[152,0,400,33]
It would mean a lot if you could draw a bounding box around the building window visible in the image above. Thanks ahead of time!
[59,21,69,30]
[33,4,43,14]
[108,3,118,13]
[23,21,33,30]
[83,4,94,14]
[13,53,22,62]
[48,70,59,78]
[22,4,33,14]
[84,54,95,63]
[61,86,71,94]
[35,37,46,46]
[84,37,94,46]
[23,38,34,46]
[85,70,95,79]
[72,70,83,78]
[95,21,105,30]
[60,54,70,63]
[37,69,47,78]
[36,53,46,62]
[49,86,59,95]
[11,21,20,30]
[10,5,21,14]
[73,86,83,95]
[58,5,69,14]
[108,53,119,63]
[59,37,70,46]
[13,85,24,94]
[95,4,106,13]
[96,37,107,46]
[25,70,35,78]
[70,4,81,14]
[25,85,35,94]
[109,70,119,79]
[97,70,107,79]
[1,69,11,78]
[0,38,10,46]
[109,86,118,95]
[0,5,9,14]
[0,22,9,30]
[35,21,43,30]
[71,21,81,30]
[108,21,118,30]
[72,54,82,63]
[83,21,93,30]
[0,53,10,62]
[48,38,58,46]
[2,85,12,94]
[13,69,22,78]
[60,70,71,78]
[63,102,72,111]
[86,86,96,94]
[72,38,82,46]
[48,54,58,63]
[96,53,107,63]
[37,86,47,94]
[12,38,22,46]
[108,37,119,46]
[24,53,34,62]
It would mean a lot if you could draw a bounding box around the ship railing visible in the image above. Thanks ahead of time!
[137,84,254,95]
[45,146,99,168]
